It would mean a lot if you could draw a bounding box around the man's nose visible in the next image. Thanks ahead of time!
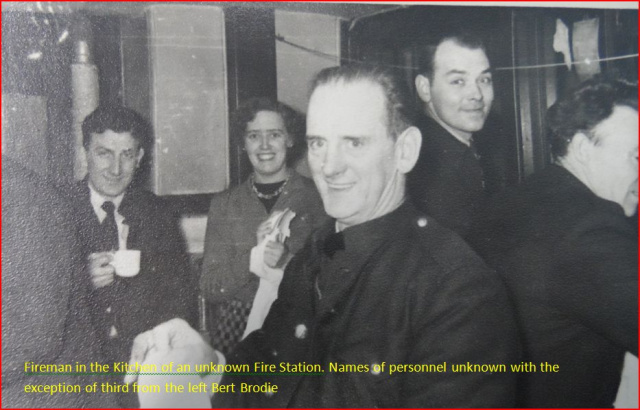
[467,82,484,101]
[110,157,122,176]
[321,145,346,178]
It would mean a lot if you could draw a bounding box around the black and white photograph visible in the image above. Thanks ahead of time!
[2,1,638,408]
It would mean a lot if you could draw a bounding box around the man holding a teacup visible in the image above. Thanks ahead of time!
[64,105,197,370]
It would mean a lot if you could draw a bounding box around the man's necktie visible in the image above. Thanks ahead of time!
[101,201,119,251]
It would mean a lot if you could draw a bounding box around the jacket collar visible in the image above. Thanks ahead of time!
[547,164,627,217]
[310,201,418,320]
[79,178,140,223]
[316,200,416,258]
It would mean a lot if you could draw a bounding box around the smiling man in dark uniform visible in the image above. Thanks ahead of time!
[408,33,498,237]
[127,65,519,408]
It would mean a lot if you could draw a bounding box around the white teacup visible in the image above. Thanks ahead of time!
[111,250,141,277]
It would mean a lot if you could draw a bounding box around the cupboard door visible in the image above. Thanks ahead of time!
[125,5,230,195]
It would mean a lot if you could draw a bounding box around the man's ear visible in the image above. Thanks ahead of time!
[415,74,432,104]
[569,132,593,164]
[394,126,422,174]
[136,148,145,168]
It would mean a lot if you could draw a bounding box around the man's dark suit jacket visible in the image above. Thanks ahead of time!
[469,164,638,407]
[407,116,488,238]
[2,160,117,408]
[65,180,197,364]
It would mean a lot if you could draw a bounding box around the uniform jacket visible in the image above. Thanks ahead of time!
[408,116,506,238]
[468,164,638,407]
[201,171,327,304]
[65,180,197,363]
[2,160,117,408]
[214,202,520,408]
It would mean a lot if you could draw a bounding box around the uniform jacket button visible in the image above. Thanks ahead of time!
[295,324,308,339]
[417,217,428,228]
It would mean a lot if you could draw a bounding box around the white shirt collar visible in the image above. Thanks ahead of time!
[89,183,125,218]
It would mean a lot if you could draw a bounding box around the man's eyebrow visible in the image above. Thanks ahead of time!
[445,69,467,76]
[444,68,493,76]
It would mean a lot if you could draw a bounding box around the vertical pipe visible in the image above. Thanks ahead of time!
[71,19,99,181]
